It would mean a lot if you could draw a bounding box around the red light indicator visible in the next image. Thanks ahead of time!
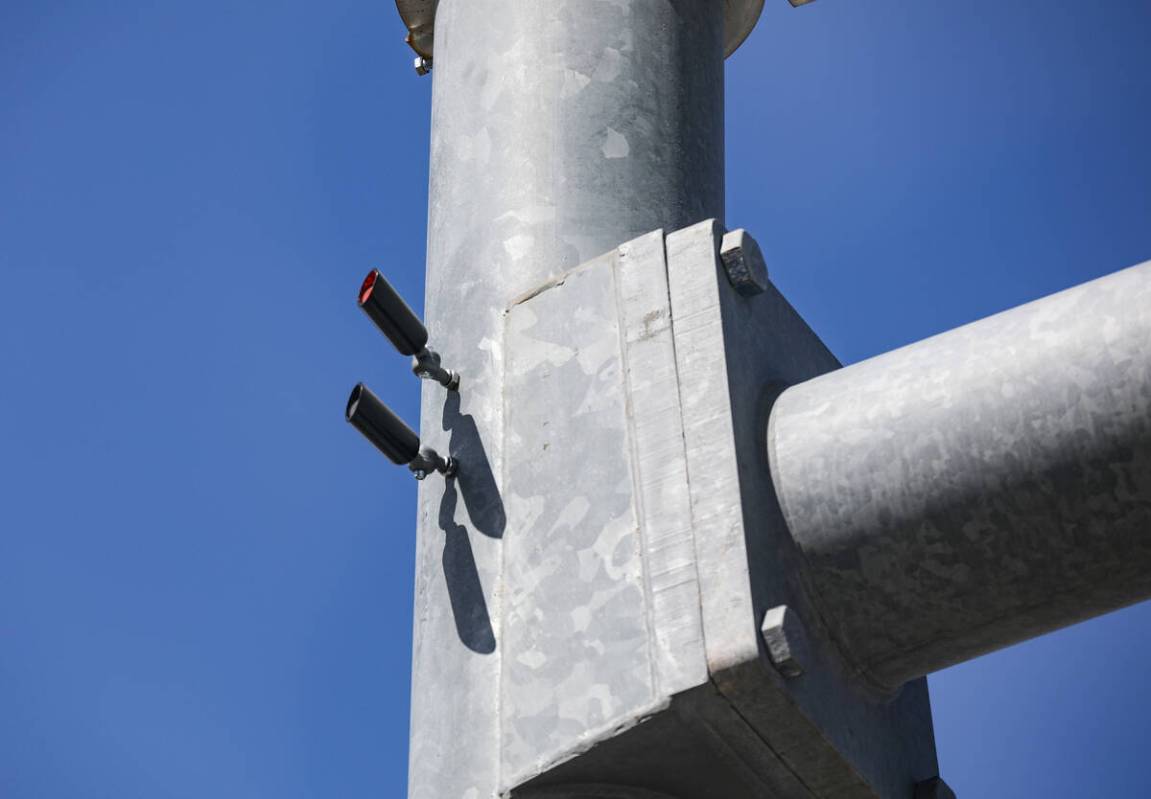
[359,269,379,306]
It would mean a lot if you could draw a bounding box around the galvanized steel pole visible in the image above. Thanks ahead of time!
[372,1,1151,795]
[768,260,1151,692]
[408,2,730,797]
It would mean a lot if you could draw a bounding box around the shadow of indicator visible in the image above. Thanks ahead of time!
[439,482,496,654]
[442,390,505,539]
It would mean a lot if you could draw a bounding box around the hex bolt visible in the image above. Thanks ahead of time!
[913,777,957,799]
[761,605,805,678]
[720,228,770,297]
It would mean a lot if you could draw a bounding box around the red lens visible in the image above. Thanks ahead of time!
[358,269,379,306]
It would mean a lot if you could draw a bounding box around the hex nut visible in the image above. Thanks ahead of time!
[761,605,805,678]
[914,777,957,799]
[720,228,769,297]
[414,56,432,76]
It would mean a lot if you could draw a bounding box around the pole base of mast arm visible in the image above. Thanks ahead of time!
[483,222,941,798]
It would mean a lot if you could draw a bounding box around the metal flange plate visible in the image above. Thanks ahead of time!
[394,0,765,60]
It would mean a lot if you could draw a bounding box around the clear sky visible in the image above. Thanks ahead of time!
[1,1,1149,797]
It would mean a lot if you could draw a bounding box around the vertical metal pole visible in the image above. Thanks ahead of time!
[408,2,725,796]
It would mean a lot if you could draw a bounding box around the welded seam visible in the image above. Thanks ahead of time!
[660,231,710,682]
[612,244,661,698]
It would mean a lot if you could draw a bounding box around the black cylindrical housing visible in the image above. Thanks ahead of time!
[345,383,420,465]
[358,269,429,356]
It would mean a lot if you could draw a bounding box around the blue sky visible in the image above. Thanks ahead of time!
[2,1,1149,797]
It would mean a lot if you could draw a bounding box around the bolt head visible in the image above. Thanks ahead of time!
[413,56,432,76]
[761,605,805,678]
[720,229,769,297]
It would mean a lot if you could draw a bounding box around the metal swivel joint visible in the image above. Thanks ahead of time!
[346,383,457,481]
[358,268,460,391]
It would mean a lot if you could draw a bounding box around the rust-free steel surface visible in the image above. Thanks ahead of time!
[770,260,1151,691]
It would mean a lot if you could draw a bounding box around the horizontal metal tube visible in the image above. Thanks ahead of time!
[767,261,1151,691]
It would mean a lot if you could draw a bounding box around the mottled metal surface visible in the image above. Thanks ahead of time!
[497,222,945,799]
[665,220,940,798]
[416,211,947,796]
[769,260,1151,691]
[394,0,763,59]
[615,231,708,697]
[503,252,658,785]
[499,230,712,790]
[410,1,724,795]
[504,236,791,799]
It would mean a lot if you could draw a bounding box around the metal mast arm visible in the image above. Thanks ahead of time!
[769,260,1151,691]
